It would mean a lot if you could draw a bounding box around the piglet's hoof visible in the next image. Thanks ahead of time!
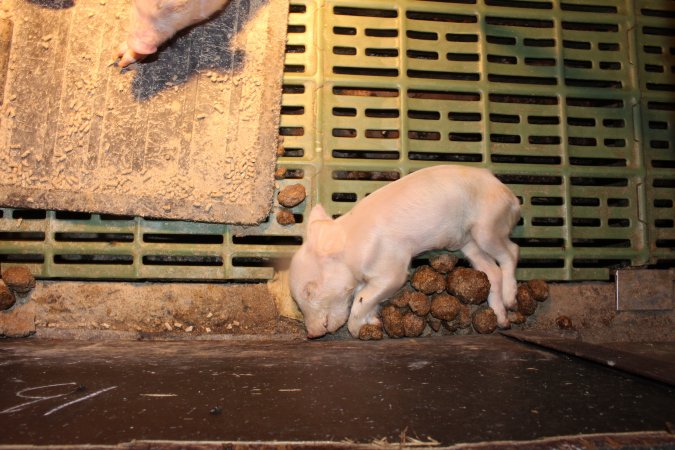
[114,42,146,68]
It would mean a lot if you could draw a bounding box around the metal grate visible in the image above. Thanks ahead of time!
[1,0,673,281]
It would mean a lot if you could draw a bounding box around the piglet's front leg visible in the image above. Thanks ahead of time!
[347,273,407,337]
[347,289,381,338]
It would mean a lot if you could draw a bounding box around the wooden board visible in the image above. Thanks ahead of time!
[0,0,287,224]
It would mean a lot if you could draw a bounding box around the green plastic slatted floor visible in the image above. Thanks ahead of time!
[1,0,673,281]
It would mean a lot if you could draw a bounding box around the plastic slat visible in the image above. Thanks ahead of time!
[1,0,673,281]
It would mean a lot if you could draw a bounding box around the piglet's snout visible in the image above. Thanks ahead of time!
[305,316,329,339]
[306,328,327,339]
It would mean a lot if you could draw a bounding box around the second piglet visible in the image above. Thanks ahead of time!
[289,165,521,338]
[115,0,230,67]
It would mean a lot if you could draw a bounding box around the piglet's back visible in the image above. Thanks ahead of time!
[338,165,517,253]
[350,165,506,219]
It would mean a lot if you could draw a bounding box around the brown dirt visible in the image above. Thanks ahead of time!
[556,315,574,330]
[2,266,36,293]
[389,289,412,308]
[430,293,460,321]
[445,303,473,331]
[277,184,306,208]
[447,268,490,304]
[276,208,296,225]
[358,324,384,340]
[472,307,498,334]
[528,279,550,302]
[0,280,16,310]
[516,284,537,316]
[402,312,425,337]
[508,311,527,325]
[381,305,405,338]
[429,253,459,274]
[408,292,431,316]
[411,266,446,294]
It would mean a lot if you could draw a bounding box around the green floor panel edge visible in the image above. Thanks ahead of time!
[0,0,673,281]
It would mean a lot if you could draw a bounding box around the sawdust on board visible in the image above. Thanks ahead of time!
[0,0,283,224]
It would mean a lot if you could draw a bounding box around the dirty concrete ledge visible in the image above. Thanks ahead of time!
[1,279,673,344]
[0,280,306,339]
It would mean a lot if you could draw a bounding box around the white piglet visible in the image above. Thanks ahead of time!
[289,165,521,338]
[115,0,230,67]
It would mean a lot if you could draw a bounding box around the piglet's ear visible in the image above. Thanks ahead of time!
[306,205,346,257]
[308,204,331,225]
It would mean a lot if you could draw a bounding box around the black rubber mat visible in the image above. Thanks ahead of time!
[502,330,675,386]
[0,336,674,446]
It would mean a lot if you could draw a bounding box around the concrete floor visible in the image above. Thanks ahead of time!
[0,335,674,447]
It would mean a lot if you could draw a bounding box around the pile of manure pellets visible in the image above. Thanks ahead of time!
[358,253,549,340]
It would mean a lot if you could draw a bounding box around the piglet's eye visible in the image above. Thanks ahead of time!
[303,281,317,301]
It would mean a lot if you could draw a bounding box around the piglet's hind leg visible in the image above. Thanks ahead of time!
[499,240,519,310]
[472,222,520,311]
[461,240,509,328]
